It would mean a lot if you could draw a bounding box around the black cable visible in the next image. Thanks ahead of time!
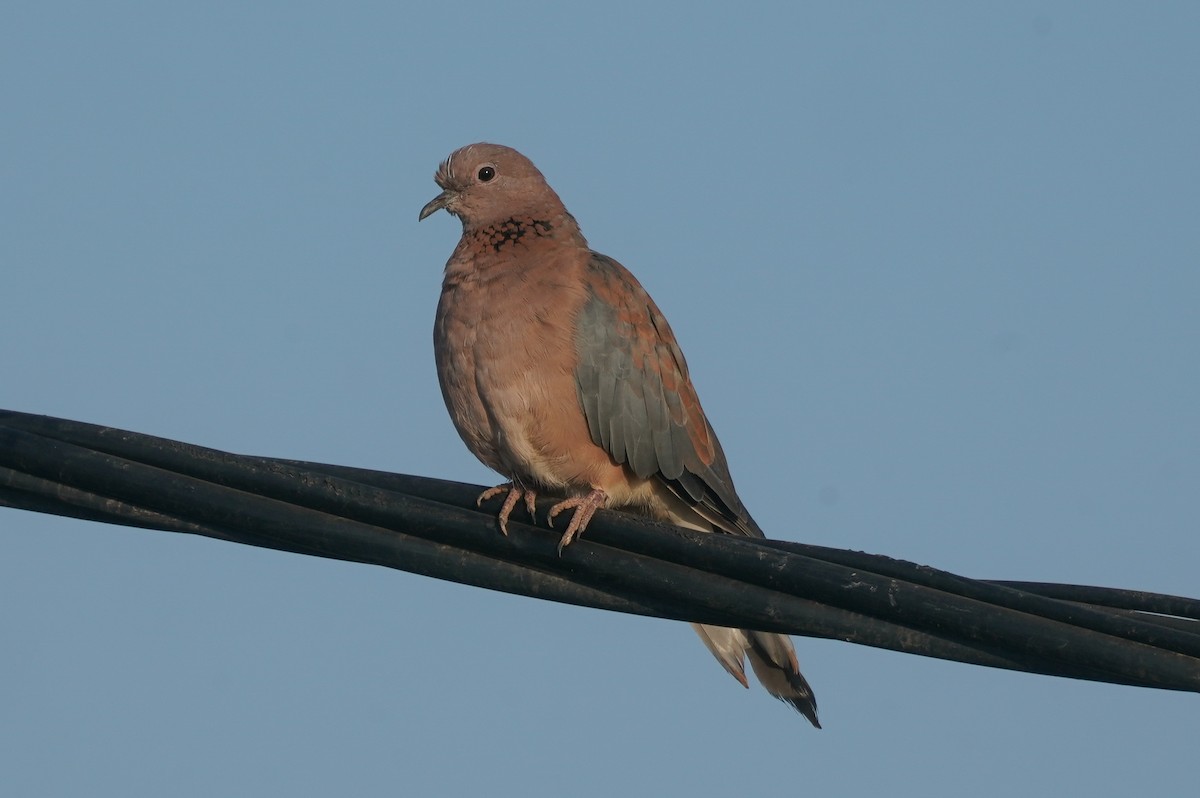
[1,409,1197,695]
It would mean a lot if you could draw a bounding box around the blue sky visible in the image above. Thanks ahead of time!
[2,2,1197,795]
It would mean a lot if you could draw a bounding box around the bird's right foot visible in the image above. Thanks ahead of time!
[476,483,538,534]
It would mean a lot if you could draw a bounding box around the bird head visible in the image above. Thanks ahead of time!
[418,143,571,232]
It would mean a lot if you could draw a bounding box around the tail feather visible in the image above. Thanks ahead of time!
[661,508,820,726]
[746,630,821,728]
[692,624,821,728]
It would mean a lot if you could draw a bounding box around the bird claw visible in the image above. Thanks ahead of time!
[547,488,608,554]
[476,483,537,535]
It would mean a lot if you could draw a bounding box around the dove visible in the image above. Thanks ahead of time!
[420,143,820,726]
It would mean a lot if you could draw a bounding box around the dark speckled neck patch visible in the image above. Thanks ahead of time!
[478,217,555,252]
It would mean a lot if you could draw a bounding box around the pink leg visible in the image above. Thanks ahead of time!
[476,483,538,535]
[547,488,608,553]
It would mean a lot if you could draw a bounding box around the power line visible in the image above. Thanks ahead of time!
[2,409,1197,696]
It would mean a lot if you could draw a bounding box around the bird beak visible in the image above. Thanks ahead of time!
[419,189,454,221]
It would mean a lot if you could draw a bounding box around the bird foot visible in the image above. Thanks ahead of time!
[477,483,538,534]
[547,488,608,554]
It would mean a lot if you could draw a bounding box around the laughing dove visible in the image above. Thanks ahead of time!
[420,143,820,727]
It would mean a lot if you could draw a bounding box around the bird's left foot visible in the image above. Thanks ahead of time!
[547,488,608,553]
[477,483,538,534]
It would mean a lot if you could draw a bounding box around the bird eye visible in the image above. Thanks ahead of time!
[477,166,496,182]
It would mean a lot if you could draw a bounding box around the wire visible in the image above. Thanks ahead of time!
[2,408,1198,695]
